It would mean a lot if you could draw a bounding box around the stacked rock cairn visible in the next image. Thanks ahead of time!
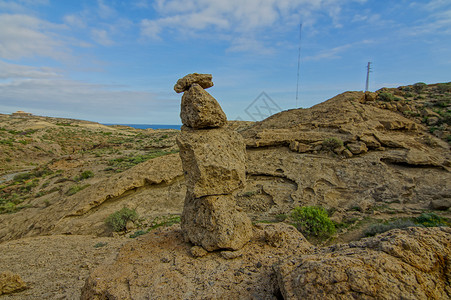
[174,73,253,251]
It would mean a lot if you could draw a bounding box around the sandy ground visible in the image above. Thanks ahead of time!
[0,235,129,299]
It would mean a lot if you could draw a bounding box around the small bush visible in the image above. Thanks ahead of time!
[66,184,90,196]
[364,219,417,237]
[13,172,32,182]
[105,207,138,232]
[0,202,18,214]
[322,137,343,151]
[290,206,336,239]
[413,82,426,93]
[436,83,451,94]
[94,242,108,248]
[130,230,147,238]
[75,170,94,181]
[378,92,401,102]
[414,212,449,227]
[275,213,288,222]
[149,215,181,230]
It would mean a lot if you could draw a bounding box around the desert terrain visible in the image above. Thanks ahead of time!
[0,82,450,299]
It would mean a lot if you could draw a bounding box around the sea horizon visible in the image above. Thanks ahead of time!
[103,123,182,130]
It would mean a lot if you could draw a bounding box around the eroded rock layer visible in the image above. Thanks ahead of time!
[276,227,451,300]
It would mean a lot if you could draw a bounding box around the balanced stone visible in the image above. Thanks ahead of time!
[174,73,214,93]
[181,195,253,251]
[180,84,227,129]
[177,126,245,198]
[175,73,252,251]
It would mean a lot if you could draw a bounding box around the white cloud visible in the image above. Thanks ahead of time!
[63,14,87,28]
[0,0,48,12]
[0,74,178,123]
[91,29,114,46]
[0,14,69,60]
[304,39,373,61]
[0,60,60,79]
[97,0,116,19]
[140,0,366,52]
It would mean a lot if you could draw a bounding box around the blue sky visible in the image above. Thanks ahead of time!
[0,0,450,124]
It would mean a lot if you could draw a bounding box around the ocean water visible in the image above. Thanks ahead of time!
[104,124,181,130]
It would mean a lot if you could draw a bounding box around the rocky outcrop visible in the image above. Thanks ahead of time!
[275,227,451,299]
[0,153,185,242]
[81,223,313,299]
[176,73,252,251]
[0,272,27,296]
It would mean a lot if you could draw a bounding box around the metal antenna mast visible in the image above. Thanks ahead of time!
[296,23,303,107]
[365,62,372,92]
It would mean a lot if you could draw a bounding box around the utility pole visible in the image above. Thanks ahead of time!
[296,23,303,107]
[365,62,372,92]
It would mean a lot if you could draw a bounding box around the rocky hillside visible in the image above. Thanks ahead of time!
[0,82,450,298]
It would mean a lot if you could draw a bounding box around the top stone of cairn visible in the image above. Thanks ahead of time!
[174,73,214,93]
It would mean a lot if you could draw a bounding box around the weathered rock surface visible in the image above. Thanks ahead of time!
[237,90,450,220]
[0,153,184,242]
[0,272,27,296]
[81,223,313,299]
[275,227,451,300]
[177,126,246,197]
[181,195,253,251]
[176,74,252,251]
[173,73,214,93]
[1,90,449,244]
[180,83,227,128]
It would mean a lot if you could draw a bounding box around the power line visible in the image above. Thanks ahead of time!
[296,23,303,108]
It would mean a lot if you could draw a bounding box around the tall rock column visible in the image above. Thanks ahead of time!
[175,73,253,251]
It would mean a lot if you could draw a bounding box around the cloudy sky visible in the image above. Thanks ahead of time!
[0,0,450,124]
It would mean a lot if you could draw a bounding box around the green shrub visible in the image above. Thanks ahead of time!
[378,92,400,102]
[94,242,108,248]
[66,184,90,196]
[149,215,181,230]
[275,213,288,222]
[107,150,179,172]
[414,212,449,227]
[364,213,449,237]
[0,202,17,214]
[290,206,336,239]
[437,83,451,93]
[105,207,138,232]
[75,170,94,181]
[322,137,344,151]
[364,219,417,237]
[130,230,147,238]
[13,172,32,182]
[413,82,426,93]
